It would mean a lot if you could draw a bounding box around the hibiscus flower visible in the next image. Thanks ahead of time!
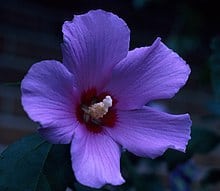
[21,9,192,188]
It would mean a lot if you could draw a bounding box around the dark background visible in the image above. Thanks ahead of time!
[0,0,220,190]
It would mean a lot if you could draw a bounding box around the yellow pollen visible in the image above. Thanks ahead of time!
[88,95,112,119]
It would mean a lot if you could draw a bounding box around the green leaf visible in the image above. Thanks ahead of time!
[0,133,52,191]
[43,144,75,191]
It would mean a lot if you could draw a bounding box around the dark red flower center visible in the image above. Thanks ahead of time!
[76,88,117,133]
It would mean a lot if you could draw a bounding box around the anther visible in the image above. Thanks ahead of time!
[88,95,112,119]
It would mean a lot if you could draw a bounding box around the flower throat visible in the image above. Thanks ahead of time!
[76,88,117,133]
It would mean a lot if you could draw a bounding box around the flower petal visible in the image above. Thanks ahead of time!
[71,125,124,188]
[105,38,191,110]
[62,9,130,91]
[37,125,74,144]
[21,60,78,144]
[106,106,191,159]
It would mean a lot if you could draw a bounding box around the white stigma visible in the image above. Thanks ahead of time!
[102,95,113,108]
[88,95,112,119]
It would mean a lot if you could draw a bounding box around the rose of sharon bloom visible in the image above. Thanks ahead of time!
[21,10,192,188]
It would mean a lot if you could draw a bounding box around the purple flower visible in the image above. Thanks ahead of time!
[21,10,191,188]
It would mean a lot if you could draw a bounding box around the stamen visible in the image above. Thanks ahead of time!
[88,95,112,119]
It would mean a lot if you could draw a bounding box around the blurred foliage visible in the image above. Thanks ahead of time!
[201,168,220,187]
[170,160,198,191]
[0,82,21,87]
[159,127,220,171]
[1,0,220,190]
[132,0,150,9]
[188,127,220,154]
[208,36,220,115]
